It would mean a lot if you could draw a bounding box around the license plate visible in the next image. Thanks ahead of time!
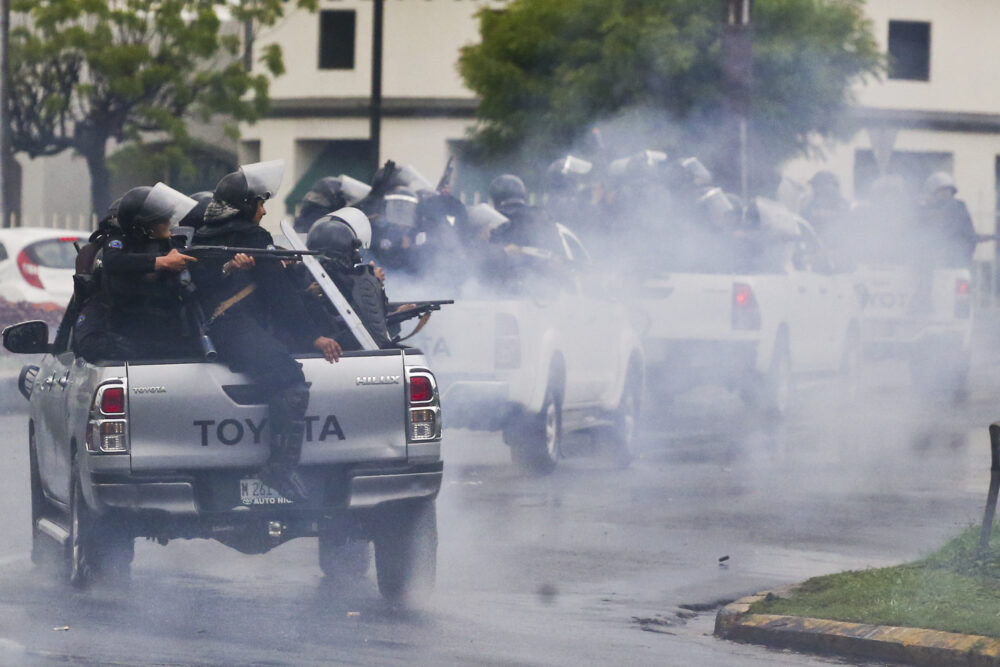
[240,478,294,506]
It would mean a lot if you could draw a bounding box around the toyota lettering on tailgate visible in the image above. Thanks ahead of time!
[193,415,345,446]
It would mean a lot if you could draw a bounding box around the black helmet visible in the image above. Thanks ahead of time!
[307,215,361,269]
[302,177,347,211]
[117,183,197,238]
[213,160,285,215]
[489,174,528,209]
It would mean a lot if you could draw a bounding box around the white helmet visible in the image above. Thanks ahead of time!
[329,207,372,249]
[923,171,957,196]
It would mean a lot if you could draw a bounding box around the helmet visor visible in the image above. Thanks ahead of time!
[141,183,198,227]
[562,155,593,176]
[338,175,372,204]
[332,207,372,249]
[241,160,285,201]
[467,203,509,231]
[383,193,419,228]
[397,165,435,193]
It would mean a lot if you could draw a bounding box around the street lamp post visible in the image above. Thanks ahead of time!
[722,0,752,202]
[369,0,384,173]
[0,0,9,226]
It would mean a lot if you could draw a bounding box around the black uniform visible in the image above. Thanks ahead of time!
[190,211,322,392]
[74,231,190,362]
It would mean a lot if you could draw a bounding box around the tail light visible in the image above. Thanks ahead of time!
[87,381,129,454]
[16,249,43,289]
[495,313,521,370]
[406,369,441,442]
[732,283,761,330]
[955,278,971,319]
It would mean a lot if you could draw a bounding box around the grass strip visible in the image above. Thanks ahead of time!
[750,526,1000,639]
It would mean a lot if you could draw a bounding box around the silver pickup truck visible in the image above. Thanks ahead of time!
[3,313,443,603]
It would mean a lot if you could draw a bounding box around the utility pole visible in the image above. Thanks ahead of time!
[722,0,752,202]
[0,0,9,226]
[369,0,384,174]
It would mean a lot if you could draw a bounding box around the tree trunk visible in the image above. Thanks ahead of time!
[81,136,111,220]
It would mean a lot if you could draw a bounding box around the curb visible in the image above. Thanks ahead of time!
[715,592,1000,666]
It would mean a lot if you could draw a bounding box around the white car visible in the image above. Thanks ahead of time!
[633,200,862,416]
[0,228,88,305]
[405,225,645,473]
[855,264,972,398]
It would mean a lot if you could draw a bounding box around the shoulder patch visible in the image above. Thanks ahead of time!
[108,239,123,249]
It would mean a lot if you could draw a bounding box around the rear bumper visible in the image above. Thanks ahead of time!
[90,462,443,515]
[862,324,969,360]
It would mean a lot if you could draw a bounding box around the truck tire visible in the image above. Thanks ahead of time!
[66,458,133,588]
[603,366,642,469]
[509,382,562,475]
[318,535,371,580]
[374,499,437,605]
[29,435,54,567]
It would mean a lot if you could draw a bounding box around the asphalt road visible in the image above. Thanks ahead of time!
[0,360,996,666]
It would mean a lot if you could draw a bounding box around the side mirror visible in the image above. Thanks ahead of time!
[2,321,50,354]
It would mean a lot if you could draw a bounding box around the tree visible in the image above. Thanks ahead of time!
[7,0,316,216]
[458,0,883,193]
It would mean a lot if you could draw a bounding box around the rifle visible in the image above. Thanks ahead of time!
[387,300,454,327]
[184,246,321,262]
[436,155,455,193]
[173,227,218,361]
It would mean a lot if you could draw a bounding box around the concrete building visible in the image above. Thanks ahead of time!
[783,0,1000,266]
[241,0,502,227]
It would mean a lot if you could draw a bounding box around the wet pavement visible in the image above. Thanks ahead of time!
[0,358,997,665]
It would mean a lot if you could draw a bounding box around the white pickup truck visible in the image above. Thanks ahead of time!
[634,201,862,416]
[854,264,972,398]
[404,226,644,473]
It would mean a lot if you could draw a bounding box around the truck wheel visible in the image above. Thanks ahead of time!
[318,535,371,580]
[606,368,642,469]
[374,500,437,605]
[29,435,55,567]
[66,459,133,588]
[510,383,562,475]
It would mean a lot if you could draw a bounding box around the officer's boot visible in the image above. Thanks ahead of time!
[259,383,310,503]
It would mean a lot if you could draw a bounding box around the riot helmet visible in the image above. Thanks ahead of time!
[467,203,510,231]
[396,165,435,194]
[488,174,528,209]
[382,187,419,229]
[307,215,362,269]
[302,177,347,211]
[329,207,372,249]
[923,171,957,197]
[680,157,713,187]
[213,159,285,216]
[338,175,373,205]
[545,155,592,193]
[117,183,198,239]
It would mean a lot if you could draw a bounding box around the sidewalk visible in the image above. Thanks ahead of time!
[716,591,1000,666]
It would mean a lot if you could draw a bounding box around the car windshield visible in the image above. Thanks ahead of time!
[25,238,82,269]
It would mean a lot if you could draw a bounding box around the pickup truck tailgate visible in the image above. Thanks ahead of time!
[126,352,408,471]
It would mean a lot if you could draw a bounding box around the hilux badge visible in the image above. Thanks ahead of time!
[356,375,401,386]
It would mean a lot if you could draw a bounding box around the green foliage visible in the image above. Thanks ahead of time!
[458,0,883,191]
[8,0,316,212]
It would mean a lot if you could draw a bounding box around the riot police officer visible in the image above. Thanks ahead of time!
[191,160,341,503]
[301,208,397,349]
[488,174,563,256]
[74,184,199,362]
[293,177,348,233]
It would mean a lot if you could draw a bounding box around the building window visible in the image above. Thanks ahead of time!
[888,20,931,81]
[318,10,356,70]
